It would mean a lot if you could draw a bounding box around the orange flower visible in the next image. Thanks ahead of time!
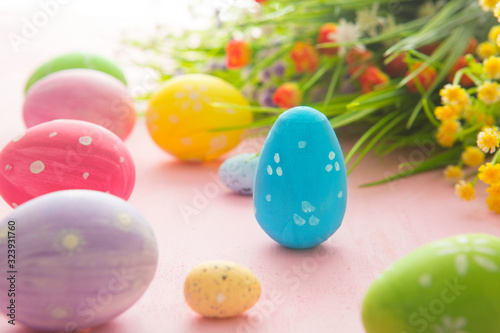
[290,42,320,73]
[384,53,408,78]
[357,66,390,94]
[317,23,339,56]
[346,48,374,75]
[225,40,251,69]
[405,62,437,93]
[446,55,476,88]
[272,83,302,109]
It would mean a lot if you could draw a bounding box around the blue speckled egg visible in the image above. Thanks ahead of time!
[253,106,347,249]
[219,153,260,195]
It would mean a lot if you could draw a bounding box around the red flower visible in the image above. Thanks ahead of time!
[417,41,441,56]
[272,83,302,109]
[465,38,478,55]
[384,52,407,78]
[317,23,338,56]
[290,42,320,74]
[357,66,390,94]
[225,40,251,69]
[345,48,373,75]
[405,62,437,93]
[447,55,476,88]
[255,0,267,3]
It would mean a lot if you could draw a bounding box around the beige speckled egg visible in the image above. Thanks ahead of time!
[184,261,261,318]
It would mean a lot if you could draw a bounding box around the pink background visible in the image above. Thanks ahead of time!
[1,2,499,332]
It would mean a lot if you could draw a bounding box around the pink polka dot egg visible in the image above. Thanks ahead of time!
[23,69,136,141]
[0,120,135,208]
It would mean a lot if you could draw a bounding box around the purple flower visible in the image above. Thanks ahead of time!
[257,86,276,107]
[258,68,272,83]
[273,61,286,77]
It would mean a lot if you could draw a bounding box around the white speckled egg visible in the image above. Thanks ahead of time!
[219,153,260,195]
[184,261,261,318]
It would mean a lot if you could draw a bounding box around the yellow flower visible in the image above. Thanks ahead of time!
[436,120,461,148]
[439,84,470,110]
[434,105,462,121]
[455,180,476,201]
[477,81,500,104]
[479,163,500,184]
[495,2,500,20]
[477,126,500,153]
[477,41,498,59]
[486,184,500,213]
[489,25,500,42]
[484,56,500,79]
[481,0,500,11]
[444,165,464,182]
[461,146,485,167]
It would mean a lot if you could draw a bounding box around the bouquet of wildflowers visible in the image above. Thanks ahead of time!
[125,0,500,213]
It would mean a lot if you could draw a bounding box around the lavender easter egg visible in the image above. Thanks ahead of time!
[362,233,500,333]
[23,69,136,140]
[25,52,127,92]
[253,106,347,249]
[0,120,135,208]
[219,153,259,195]
[0,190,158,331]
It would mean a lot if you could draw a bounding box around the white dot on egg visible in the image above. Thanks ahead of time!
[30,160,45,174]
[62,234,80,250]
[181,101,190,110]
[309,215,320,226]
[226,108,236,114]
[298,141,307,148]
[12,133,25,142]
[50,306,70,320]
[189,91,200,101]
[83,172,89,180]
[276,167,283,176]
[180,137,193,146]
[329,151,335,160]
[78,136,92,146]
[335,162,340,171]
[293,213,306,226]
[267,165,273,175]
[174,91,186,99]
[168,114,179,124]
[274,153,280,163]
[199,85,208,92]
[325,164,333,172]
[12,203,18,208]
[266,194,271,202]
[193,102,203,112]
[338,191,343,198]
[49,132,57,137]
[4,164,11,171]
[419,274,432,288]
[119,156,125,163]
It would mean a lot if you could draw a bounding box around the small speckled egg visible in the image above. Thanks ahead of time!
[219,153,260,195]
[362,233,500,333]
[254,106,347,249]
[0,119,135,208]
[0,190,158,331]
[184,261,261,318]
[146,74,253,162]
[25,52,127,92]
[23,69,136,140]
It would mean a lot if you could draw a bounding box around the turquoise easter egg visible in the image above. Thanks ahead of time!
[362,233,500,333]
[219,153,259,195]
[25,52,127,92]
[253,106,347,249]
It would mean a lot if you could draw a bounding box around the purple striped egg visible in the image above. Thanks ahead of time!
[0,190,158,331]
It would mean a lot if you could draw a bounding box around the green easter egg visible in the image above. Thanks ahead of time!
[25,52,127,92]
[362,233,500,333]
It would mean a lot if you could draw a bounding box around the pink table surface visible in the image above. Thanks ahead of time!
[1,2,499,333]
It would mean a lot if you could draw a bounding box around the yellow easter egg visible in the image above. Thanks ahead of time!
[146,74,252,162]
[184,260,261,318]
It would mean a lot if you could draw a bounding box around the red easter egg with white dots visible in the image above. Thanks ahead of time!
[23,69,136,141]
[0,120,135,208]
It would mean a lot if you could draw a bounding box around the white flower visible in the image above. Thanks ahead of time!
[433,316,468,333]
[356,4,385,36]
[433,235,499,276]
[334,19,362,56]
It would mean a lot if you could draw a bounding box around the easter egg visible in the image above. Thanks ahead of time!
[362,233,500,333]
[184,261,261,318]
[23,69,136,140]
[0,120,135,208]
[146,74,253,162]
[253,106,347,249]
[219,153,260,195]
[25,52,127,92]
[0,190,158,331]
